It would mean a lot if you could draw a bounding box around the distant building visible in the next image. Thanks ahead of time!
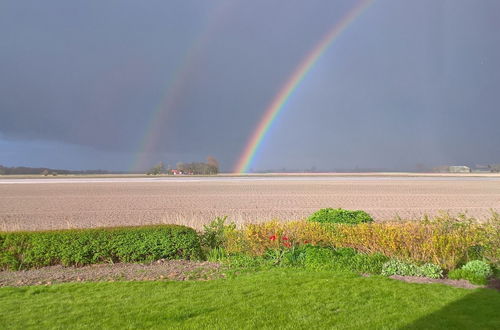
[448,166,471,173]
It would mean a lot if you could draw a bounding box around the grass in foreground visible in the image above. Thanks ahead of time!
[1,270,499,329]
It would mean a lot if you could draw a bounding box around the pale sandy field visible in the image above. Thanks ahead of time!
[0,176,499,231]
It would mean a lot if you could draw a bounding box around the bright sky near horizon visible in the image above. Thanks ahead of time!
[1,0,499,172]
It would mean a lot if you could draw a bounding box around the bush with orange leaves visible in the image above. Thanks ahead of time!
[331,222,482,270]
[222,212,499,270]
[330,213,499,269]
[223,220,334,256]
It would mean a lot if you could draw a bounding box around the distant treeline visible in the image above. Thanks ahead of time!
[147,156,219,175]
[0,165,114,175]
[176,162,218,175]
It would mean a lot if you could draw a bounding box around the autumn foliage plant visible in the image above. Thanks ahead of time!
[210,210,499,279]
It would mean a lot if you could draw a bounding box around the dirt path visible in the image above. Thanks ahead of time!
[0,260,223,287]
[389,275,482,290]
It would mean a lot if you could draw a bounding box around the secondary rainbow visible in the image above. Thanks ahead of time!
[234,0,373,173]
[130,1,236,172]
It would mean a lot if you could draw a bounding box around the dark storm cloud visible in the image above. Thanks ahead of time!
[1,0,500,171]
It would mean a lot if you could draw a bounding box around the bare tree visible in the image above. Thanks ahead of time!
[207,156,219,174]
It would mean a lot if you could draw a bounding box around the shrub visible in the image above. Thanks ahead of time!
[224,220,333,255]
[344,252,389,274]
[382,260,421,277]
[419,263,444,278]
[448,260,493,285]
[302,246,337,270]
[0,225,202,270]
[332,220,485,270]
[448,269,486,285]
[200,216,234,250]
[381,260,443,278]
[461,260,493,277]
[308,208,374,225]
[222,214,497,271]
[262,245,388,274]
[447,260,493,285]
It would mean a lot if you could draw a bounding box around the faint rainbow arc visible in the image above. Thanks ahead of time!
[234,0,373,174]
[131,1,236,172]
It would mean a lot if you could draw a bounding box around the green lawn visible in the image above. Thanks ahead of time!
[1,270,499,329]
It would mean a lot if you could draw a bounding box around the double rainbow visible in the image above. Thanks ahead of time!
[234,0,373,173]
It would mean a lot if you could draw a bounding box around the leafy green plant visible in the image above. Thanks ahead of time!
[307,208,374,225]
[200,216,234,250]
[448,269,485,285]
[261,245,388,274]
[207,247,228,262]
[462,260,493,277]
[0,225,202,270]
[222,254,271,269]
[448,260,493,285]
[302,246,338,270]
[418,263,444,279]
[382,260,420,277]
[342,252,389,274]
[381,260,443,278]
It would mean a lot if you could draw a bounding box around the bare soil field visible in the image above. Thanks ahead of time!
[0,176,499,231]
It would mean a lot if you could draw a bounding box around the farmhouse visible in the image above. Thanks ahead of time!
[448,166,471,173]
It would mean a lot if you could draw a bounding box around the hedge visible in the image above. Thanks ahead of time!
[0,225,202,270]
[307,208,374,225]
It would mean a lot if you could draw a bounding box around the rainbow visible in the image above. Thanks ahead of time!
[234,0,373,173]
[131,1,236,172]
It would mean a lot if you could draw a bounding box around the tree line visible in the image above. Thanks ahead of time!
[146,156,219,175]
[0,165,113,176]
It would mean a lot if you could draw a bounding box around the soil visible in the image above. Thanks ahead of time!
[389,275,484,289]
[0,260,224,287]
[1,177,499,231]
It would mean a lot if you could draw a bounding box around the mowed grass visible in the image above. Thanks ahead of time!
[1,270,499,329]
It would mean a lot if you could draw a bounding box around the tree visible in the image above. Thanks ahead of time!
[488,164,500,173]
[206,156,219,174]
[41,169,49,176]
[146,162,165,175]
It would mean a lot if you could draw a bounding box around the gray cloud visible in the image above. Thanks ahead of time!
[1,0,499,171]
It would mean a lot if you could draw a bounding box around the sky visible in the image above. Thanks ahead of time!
[1,0,499,172]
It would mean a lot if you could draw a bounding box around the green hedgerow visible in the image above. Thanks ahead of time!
[0,225,202,270]
[307,208,374,225]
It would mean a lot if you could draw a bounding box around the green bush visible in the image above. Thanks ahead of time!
[307,208,374,225]
[419,263,444,278]
[302,246,337,270]
[342,251,389,274]
[448,260,493,285]
[260,245,388,274]
[381,260,443,279]
[200,216,235,250]
[0,225,202,270]
[461,260,493,277]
